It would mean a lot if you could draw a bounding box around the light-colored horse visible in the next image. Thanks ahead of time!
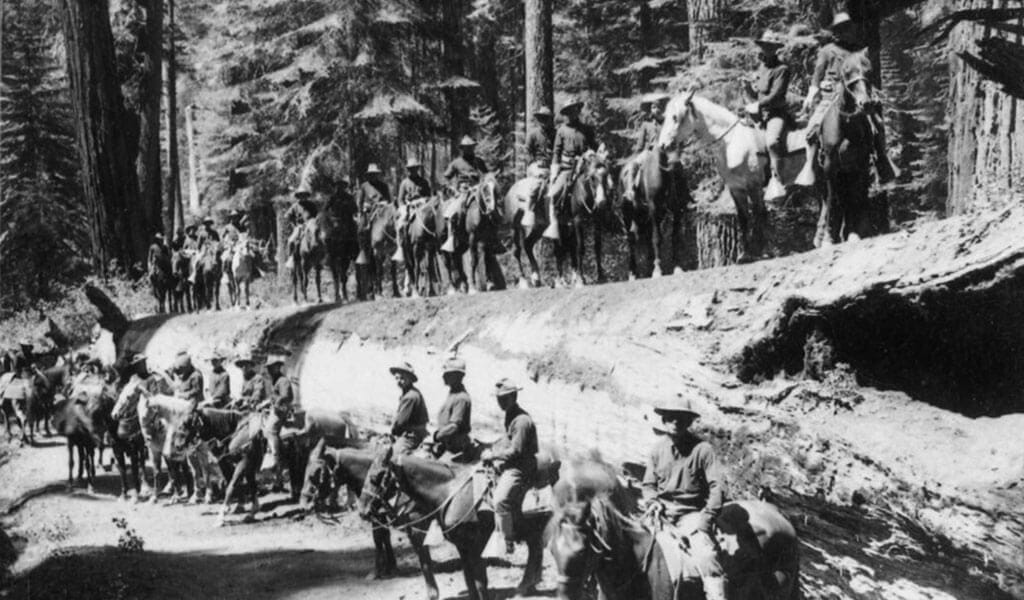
[658,92,807,261]
[136,391,222,504]
[222,235,262,308]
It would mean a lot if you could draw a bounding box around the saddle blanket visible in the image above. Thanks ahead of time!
[655,529,703,584]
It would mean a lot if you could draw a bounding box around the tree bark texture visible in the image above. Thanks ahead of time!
[137,0,163,238]
[442,0,468,152]
[947,0,1024,214]
[166,0,183,232]
[687,0,723,60]
[186,103,201,217]
[696,192,741,269]
[524,0,553,155]
[60,0,145,273]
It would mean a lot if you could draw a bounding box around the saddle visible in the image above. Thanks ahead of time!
[647,511,717,585]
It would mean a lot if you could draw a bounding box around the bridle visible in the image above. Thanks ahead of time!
[554,499,651,597]
[670,96,742,153]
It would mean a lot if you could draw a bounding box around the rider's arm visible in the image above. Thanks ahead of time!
[699,443,725,515]
[433,396,467,442]
[640,448,661,503]
[390,391,418,436]
[550,130,564,173]
[491,415,530,462]
[758,65,791,111]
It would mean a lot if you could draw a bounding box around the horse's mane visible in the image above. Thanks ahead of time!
[689,94,739,125]
[549,457,647,551]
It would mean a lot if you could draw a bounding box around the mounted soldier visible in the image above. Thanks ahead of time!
[622,91,670,205]
[232,350,266,412]
[285,184,318,260]
[481,378,538,555]
[430,356,472,460]
[744,30,792,199]
[395,157,432,262]
[522,107,555,227]
[799,11,897,186]
[259,349,293,490]
[357,163,391,213]
[388,361,429,455]
[205,351,231,409]
[641,397,727,600]
[441,136,489,253]
[198,217,221,248]
[545,97,597,240]
[171,351,204,414]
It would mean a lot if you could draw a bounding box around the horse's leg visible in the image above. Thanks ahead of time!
[218,454,247,526]
[407,527,439,600]
[389,254,400,298]
[86,444,96,493]
[594,221,605,283]
[524,231,542,287]
[130,441,143,499]
[457,543,490,600]
[572,218,585,287]
[113,444,130,500]
[66,438,75,490]
[315,264,323,303]
[516,517,545,594]
[822,156,841,246]
[370,526,397,578]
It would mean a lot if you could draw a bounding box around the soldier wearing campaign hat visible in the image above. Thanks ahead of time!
[389,361,429,455]
[431,356,473,458]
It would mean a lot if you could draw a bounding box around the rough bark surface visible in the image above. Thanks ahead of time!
[60,0,145,272]
[687,0,722,59]
[137,0,163,237]
[166,0,183,232]
[524,0,553,144]
[695,194,741,268]
[947,0,1024,214]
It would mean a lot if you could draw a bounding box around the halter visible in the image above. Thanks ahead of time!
[554,500,651,596]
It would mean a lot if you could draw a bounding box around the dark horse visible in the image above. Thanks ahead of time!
[501,177,548,288]
[357,200,401,299]
[446,175,505,294]
[621,149,691,278]
[360,444,548,600]
[548,459,800,600]
[52,396,99,492]
[148,241,173,313]
[552,150,619,286]
[72,373,146,500]
[302,440,443,597]
[815,49,876,246]
[401,197,444,297]
[170,249,193,312]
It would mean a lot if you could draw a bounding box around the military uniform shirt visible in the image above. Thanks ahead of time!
[756,64,791,117]
[174,369,204,410]
[526,126,555,165]
[443,155,489,186]
[552,123,596,169]
[391,387,429,437]
[357,180,391,212]
[208,369,231,408]
[493,405,538,473]
[269,373,293,414]
[238,373,268,411]
[397,175,432,206]
[642,434,724,514]
[434,389,472,451]
[811,41,857,90]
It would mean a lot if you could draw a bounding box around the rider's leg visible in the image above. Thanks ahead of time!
[263,415,285,490]
[543,171,566,240]
[765,117,786,198]
[689,529,728,600]
[442,195,461,253]
[869,108,898,184]
[492,467,526,552]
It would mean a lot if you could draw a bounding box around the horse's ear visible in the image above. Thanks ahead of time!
[312,437,326,459]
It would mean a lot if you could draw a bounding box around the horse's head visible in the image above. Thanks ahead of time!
[301,438,336,509]
[579,147,615,209]
[357,441,398,521]
[549,499,599,600]
[476,174,500,216]
[840,49,874,112]
[658,90,698,151]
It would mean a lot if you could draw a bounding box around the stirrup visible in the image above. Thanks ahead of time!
[795,162,815,187]
[542,221,559,240]
[765,177,786,200]
[441,237,455,253]
[521,209,535,228]
[391,246,405,263]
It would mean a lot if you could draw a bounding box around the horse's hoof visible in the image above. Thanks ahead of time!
[468,288,478,296]
[87,485,95,495]
[847,233,861,242]
[517,279,530,290]
[204,492,215,505]
[446,287,457,296]
[215,517,227,528]
[118,494,128,503]
[628,273,637,282]
[189,494,201,505]
[243,513,257,523]
[232,504,246,515]
[673,267,684,276]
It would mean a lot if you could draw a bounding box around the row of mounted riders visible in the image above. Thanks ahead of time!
[1,346,802,600]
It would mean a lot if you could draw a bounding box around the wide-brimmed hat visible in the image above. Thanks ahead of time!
[209,350,227,363]
[172,351,192,372]
[128,353,147,366]
[653,396,701,420]
[493,378,521,397]
[234,351,256,366]
[202,217,215,225]
[533,106,553,118]
[442,356,466,375]
[266,349,291,368]
[754,30,786,49]
[640,91,670,107]
[459,135,476,147]
[560,98,584,115]
[293,184,312,198]
[389,361,418,382]
[365,163,382,175]
[831,11,853,29]
[405,157,422,169]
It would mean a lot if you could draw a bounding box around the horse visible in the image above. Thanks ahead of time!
[0,370,43,445]
[148,242,173,313]
[620,148,692,279]
[659,92,807,262]
[192,244,223,311]
[223,236,263,308]
[500,177,548,288]
[51,397,99,492]
[401,197,444,297]
[137,392,223,504]
[813,50,877,246]
[552,149,619,286]
[548,459,800,600]
[445,175,504,294]
[170,249,193,312]
[165,405,265,525]
[302,441,445,591]
[357,201,401,300]
[360,444,549,600]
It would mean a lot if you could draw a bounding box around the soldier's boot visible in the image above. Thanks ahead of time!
[796,143,817,187]
[483,512,516,557]
[441,218,456,253]
[542,191,560,240]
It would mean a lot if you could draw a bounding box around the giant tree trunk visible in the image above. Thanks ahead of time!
[60,0,145,273]
[696,192,741,269]
[442,0,468,152]
[524,0,553,151]
[687,0,723,60]
[186,103,201,216]
[137,0,163,238]
[166,0,183,232]
[947,0,1024,214]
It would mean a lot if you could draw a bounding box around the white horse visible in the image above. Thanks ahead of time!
[657,91,809,261]
[223,234,261,308]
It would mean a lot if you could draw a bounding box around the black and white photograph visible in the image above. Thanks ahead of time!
[1,0,1022,598]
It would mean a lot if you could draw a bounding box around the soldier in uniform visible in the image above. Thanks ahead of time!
[545,98,597,240]
[395,158,432,255]
[206,352,231,409]
[197,217,221,249]
[430,356,472,459]
[259,350,293,490]
[117,353,173,500]
[388,361,429,455]
[441,136,489,252]
[481,378,538,554]
[171,351,204,413]
[622,92,669,204]
[356,163,391,213]
[745,30,792,199]
[523,107,555,226]
[641,397,727,600]
[285,185,317,256]
[233,351,266,412]
[800,11,897,185]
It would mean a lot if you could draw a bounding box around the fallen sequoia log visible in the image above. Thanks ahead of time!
[90,206,1024,595]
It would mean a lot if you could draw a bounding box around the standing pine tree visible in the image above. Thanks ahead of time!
[1,0,89,310]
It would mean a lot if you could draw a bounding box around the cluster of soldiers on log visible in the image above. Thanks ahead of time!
[1,330,800,600]
[147,12,896,312]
